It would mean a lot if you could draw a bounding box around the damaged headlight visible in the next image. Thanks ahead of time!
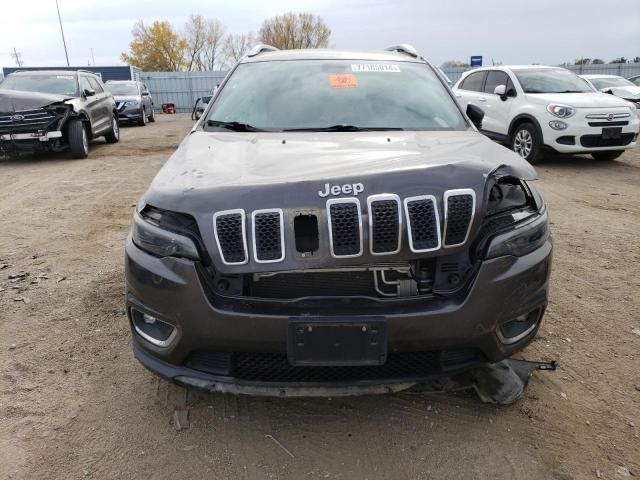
[131,208,201,260]
[485,209,550,259]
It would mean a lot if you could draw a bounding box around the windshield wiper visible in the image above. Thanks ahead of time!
[205,120,264,132]
[283,124,404,132]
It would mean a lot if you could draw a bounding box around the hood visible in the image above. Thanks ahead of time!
[144,130,537,272]
[600,86,640,100]
[146,130,535,212]
[525,91,634,108]
[113,95,141,102]
[0,89,72,112]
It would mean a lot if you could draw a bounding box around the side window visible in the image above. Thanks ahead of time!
[484,71,509,94]
[142,83,148,93]
[87,77,103,93]
[460,72,485,92]
[79,75,92,94]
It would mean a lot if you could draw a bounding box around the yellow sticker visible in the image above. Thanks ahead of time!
[329,74,358,89]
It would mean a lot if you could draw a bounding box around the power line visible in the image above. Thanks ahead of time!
[55,0,70,66]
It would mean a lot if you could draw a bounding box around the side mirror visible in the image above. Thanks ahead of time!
[493,84,506,96]
[466,104,484,130]
[83,88,96,97]
[142,91,150,96]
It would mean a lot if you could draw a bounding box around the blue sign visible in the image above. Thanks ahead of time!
[470,56,483,67]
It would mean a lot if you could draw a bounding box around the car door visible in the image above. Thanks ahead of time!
[87,76,112,132]
[79,75,104,134]
[141,83,153,112]
[479,70,515,137]
[454,71,487,112]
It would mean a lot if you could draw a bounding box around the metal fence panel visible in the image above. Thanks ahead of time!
[141,71,227,113]
[142,64,640,113]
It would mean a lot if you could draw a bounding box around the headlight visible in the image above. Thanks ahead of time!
[548,120,567,130]
[485,210,550,259]
[132,212,200,260]
[125,100,140,107]
[546,104,575,118]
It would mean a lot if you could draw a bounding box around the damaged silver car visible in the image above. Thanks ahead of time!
[0,70,119,158]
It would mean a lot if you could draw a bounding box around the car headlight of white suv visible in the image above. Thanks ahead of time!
[546,104,575,118]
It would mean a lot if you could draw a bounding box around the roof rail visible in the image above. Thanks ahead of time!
[246,44,279,57]
[384,44,419,58]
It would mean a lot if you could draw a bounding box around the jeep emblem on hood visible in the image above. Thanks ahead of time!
[318,182,364,197]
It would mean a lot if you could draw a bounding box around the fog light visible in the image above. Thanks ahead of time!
[549,120,567,130]
[497,309,540,344]
[131,309,176,347]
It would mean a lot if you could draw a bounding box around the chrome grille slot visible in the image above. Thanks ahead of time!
[252,209,285,263]
[327,198,363,258]
[404,195,441,253]
[213,209,248,265]
[443,189,475,247]
[0,108,58,134]
[368,194,401,255]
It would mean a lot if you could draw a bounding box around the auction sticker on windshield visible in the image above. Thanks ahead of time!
[351,64,401,73]
[329,74,358,89]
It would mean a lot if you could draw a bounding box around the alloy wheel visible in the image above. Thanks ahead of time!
[514,129,533,158]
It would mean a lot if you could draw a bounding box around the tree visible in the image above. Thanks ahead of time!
[121,20,186,71]
[223,33,256,67]
[184,15,227,71]
[440,60,470,68]
[609,57,627,64]
[633,56,640,64]
[574,58,591,65]
[259,12,330,50]
[592,58,604,64]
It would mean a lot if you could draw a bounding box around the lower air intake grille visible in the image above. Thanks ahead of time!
[253,210,284,262]
[405,196,440,252]
[184,349,483,383]
[214,211,247,264]
[369,197,401,254]
[328,200,362,257]
[444,191,474,247]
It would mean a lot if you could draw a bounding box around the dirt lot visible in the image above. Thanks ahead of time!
[1,115,638,480]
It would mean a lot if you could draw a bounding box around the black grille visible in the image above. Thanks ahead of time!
[253,211,283,262]
[580,133,635,148]
[328,201,361,256]
[0,108,58,135]
[587,121,629,127]
[215,212,246,264]
[250,271,377,298]
[405,198,439,251]
[184,349,482,383]
[444,194,474,246]
[370,199,400,254]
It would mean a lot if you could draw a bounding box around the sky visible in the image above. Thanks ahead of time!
[2,0,639,69]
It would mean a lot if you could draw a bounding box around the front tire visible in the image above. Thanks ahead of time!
[104,115,120,144]
[68,119,89,159]
[138,107,147,127]
[591,151,623,161]
[511,123,543,164]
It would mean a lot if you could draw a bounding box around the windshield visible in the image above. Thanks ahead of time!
[0,74,78,96]
[107,83,139,95]
[589,77,636,90]
[514,68,593,94]
[204,60,466,131]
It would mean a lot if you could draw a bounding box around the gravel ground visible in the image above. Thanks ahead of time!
[1,114,638,480]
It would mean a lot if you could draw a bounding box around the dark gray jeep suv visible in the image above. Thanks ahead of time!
[0,70,119,158]
[126,45,552,396]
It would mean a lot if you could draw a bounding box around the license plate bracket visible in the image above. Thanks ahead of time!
[601,127,622,140]
[287,318,387,366]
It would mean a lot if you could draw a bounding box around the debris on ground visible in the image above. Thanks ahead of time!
[173,409,190,431]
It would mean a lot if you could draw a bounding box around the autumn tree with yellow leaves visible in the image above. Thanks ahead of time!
[121,20,187,71]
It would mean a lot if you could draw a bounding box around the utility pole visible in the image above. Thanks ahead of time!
[90,48,95,66]
[11,47,23,67]
[55,0,70,66]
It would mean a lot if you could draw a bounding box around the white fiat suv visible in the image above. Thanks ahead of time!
[453,65,639,163]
